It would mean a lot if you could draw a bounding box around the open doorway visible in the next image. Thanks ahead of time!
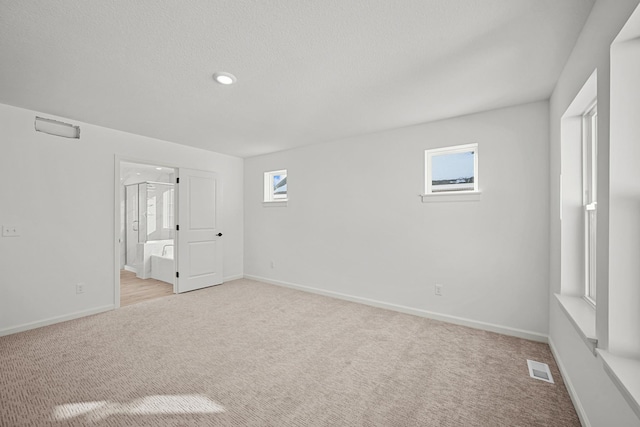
[119,161,176,307]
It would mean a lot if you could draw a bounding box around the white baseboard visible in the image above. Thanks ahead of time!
[549,337,590,427]
[244,274,548,343]
[223,274,244,282]
[0,305,114,337]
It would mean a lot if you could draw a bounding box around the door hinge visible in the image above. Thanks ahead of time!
[176,177,179,184]
[176,272,179,278]
[176,224,179,231]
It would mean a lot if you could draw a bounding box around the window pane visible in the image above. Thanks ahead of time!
[588,211,597,301]
[273,174,287,199]
[264,170,288,202]
[583,104,597,303]
[431,151,475,192]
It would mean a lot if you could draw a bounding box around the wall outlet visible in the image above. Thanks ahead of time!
[435,284,443,296]
[2,225,20,237]
[76,283,85,294]
[270,261,275,269]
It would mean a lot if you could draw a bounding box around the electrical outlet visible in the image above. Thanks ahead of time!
[270,261,275,269]
[2,225,20,237]
[76,283,85,294]
[435,284,443,296]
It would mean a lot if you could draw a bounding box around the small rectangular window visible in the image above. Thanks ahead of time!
[264,169,287,202]
[425,143,478,194]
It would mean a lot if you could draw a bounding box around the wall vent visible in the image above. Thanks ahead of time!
[527,359,554,383]
[34,116,80,139]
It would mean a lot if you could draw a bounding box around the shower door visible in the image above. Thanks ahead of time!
[125,184,139,266]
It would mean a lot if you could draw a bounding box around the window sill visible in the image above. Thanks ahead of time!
[555,294,597,355]
[262,201,288,207]
[420,191,482,203]
[597,350,640,420]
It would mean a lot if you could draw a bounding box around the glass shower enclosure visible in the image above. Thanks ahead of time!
[125,182,175,267]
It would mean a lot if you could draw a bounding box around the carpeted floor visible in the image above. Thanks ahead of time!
[0,279,579,426]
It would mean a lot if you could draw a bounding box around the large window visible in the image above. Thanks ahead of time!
[425,143,478,194]
[264,169,287,202]
[583,102,597,304]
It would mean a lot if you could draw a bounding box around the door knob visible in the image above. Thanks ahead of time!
[217,233,223,237]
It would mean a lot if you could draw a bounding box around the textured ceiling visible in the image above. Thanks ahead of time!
[0,0,594,158]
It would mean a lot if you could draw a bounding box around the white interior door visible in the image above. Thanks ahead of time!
[176,168,223,293]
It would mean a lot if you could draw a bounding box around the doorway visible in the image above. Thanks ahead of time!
[118,161,177,307]
[115,159,225,308]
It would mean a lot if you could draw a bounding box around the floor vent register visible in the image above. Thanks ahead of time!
[527,359,554,383]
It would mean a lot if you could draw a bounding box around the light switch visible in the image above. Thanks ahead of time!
[2,225,20,237]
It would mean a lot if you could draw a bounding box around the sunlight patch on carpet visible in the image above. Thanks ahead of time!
[52,394,225,421]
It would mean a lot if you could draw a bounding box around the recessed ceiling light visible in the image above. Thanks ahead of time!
[156,167,162,170]
[212,72,237,85]
[136,173,141,175]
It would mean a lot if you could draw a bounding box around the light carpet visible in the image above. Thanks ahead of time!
[0,279,579,426]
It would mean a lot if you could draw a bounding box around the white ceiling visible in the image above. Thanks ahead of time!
[0,0,594,158]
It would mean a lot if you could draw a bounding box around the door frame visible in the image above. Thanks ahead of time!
[113,155,179,309]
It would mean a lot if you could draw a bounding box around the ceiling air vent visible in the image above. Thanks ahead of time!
[527,359,554,383]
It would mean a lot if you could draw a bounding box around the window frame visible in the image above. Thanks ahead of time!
[263,169,288,203]
[582,101,597,306]
[424,143,479,195]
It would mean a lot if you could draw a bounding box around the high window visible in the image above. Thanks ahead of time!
[425,143,478,194]
[264,170,287,202]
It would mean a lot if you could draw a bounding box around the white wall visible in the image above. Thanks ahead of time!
[245,101,550,338]
[609,34,640,358]
[0,102,243,334]
[549,0,640,425]
[549,303,640,427]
